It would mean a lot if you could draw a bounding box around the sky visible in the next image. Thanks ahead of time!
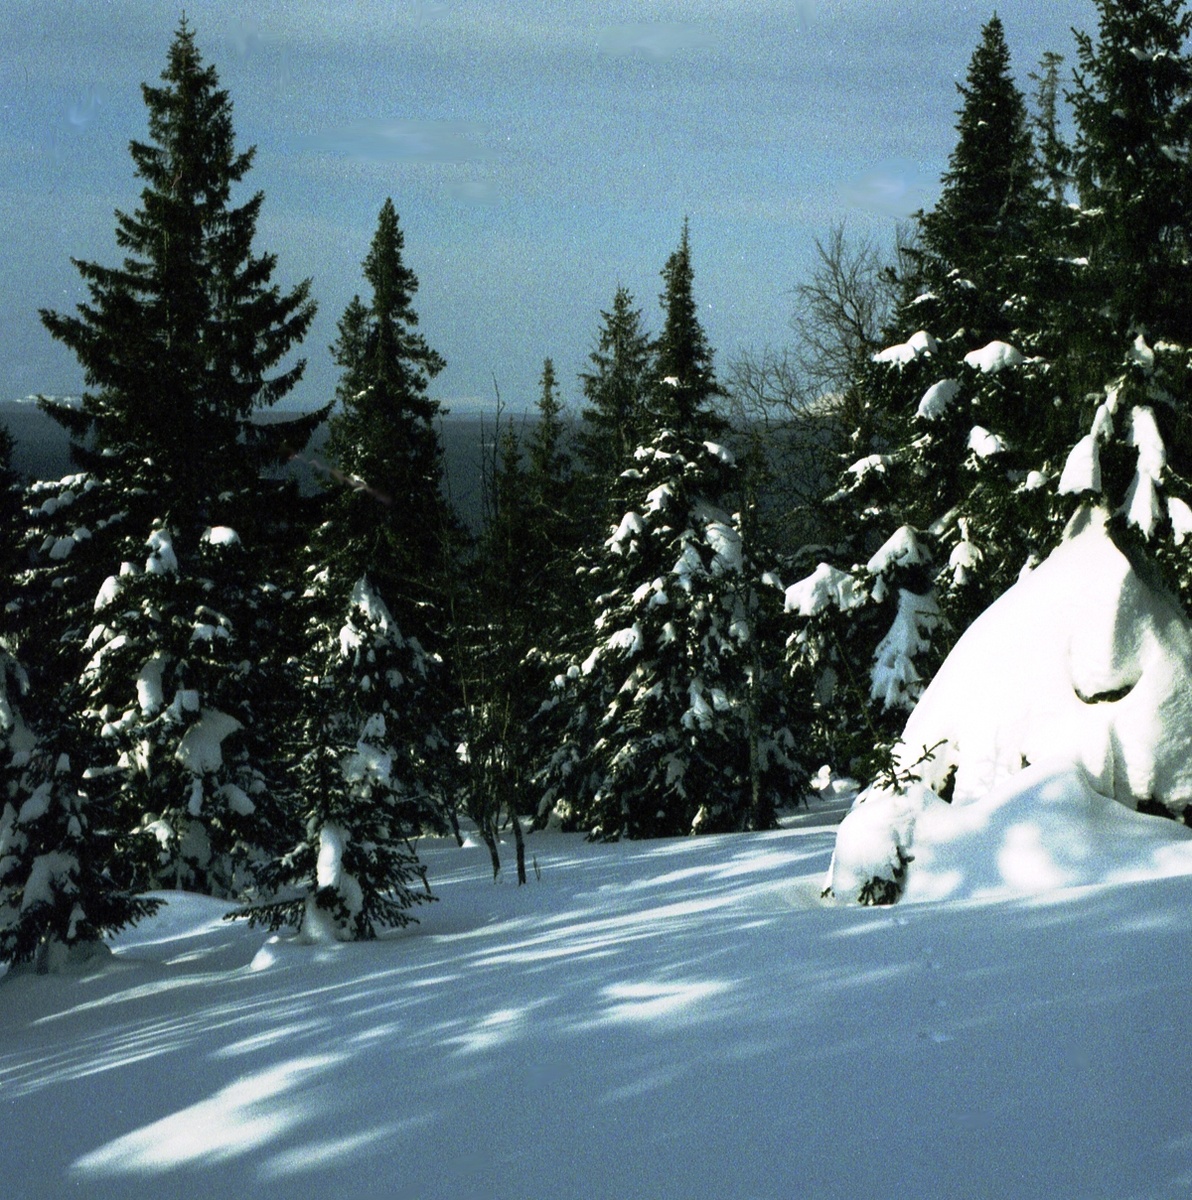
[2,0,1092,415]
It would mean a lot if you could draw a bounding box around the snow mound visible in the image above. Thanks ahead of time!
[825,765,1192,905]
[897,506,1192,814]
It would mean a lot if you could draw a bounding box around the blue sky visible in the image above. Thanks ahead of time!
[2,0,1090,414]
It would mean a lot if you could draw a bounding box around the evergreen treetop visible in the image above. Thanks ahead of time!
[649,219,726,438]
[38,17,316,520]
[577,285,653,483]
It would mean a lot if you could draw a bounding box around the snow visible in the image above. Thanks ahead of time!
[916,377,961,419]
[7,818,1192,1198]
[1122,405,1166,537]
[202,526,240,547]
[175,710,243,775]
[145,527,178,575]
[784,563,863,616]
[870,588,939,711]
[967,425,1006,458]
[873,329,938,365]
[865,524,929,575]
[1058,432,1101,495]
[898,506,1192,811]
[962,339,1024,373]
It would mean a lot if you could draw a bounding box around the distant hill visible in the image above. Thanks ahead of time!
[0,400,513,532]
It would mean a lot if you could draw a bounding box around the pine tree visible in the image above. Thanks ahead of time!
[325,198,454,641]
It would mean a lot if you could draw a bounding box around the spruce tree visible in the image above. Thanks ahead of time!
[576,286,653,512]
[325,197,454,641]
[1069,0,1192,358]
[234,576,435,939]
[541,232,800,836]
[10,20,317,934]
[38,17,316,517]
[785,15,1060,773]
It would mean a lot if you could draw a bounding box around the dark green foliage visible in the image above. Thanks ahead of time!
[325,198,456,643]
[38,18,315,516]
[576,286,654,522]
[1069,0,1192,355]
[648,219,727,440]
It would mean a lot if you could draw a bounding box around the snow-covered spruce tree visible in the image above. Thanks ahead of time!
[784,15,1064,774]
[320,200,459,823]
[540,226,802,837]
[233,576,434,940]
[0,643,160,971]
[17,20,317,917]
[540,430,800,838]
[71,517,294,896]
[1051,0,1192,618]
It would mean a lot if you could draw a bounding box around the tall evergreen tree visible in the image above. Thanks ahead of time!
[324,197,454,640]
[785,15,1061,773]
[5,20,317,948]
[1069,0,1192,356]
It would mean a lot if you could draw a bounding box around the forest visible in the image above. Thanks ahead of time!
[5,0,1192,971]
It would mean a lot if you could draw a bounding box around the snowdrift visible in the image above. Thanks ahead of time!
[826,507,1192,903]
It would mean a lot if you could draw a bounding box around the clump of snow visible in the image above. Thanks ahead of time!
[608,511,644,553]
[1169,496,1192,544]
[844,453,891,481]
[202,526,240,547]
[897,506,1192,812]
[145,527,178,575]
[870,589,939,711]
[967,425,1006,458]
[136,655,166,716]
[93,575,122,612]
[866,525,929,576]
[784,563,863,616]
[1058,433,1101,495]
[1122,406,1166,537]
[704,520,742,573]
[873,330,938,366]
[916,378,961,420]
[175,710,243,775]
[963,340,1024,373]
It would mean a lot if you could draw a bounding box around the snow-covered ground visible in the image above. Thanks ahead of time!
[5,799,1192,1200]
